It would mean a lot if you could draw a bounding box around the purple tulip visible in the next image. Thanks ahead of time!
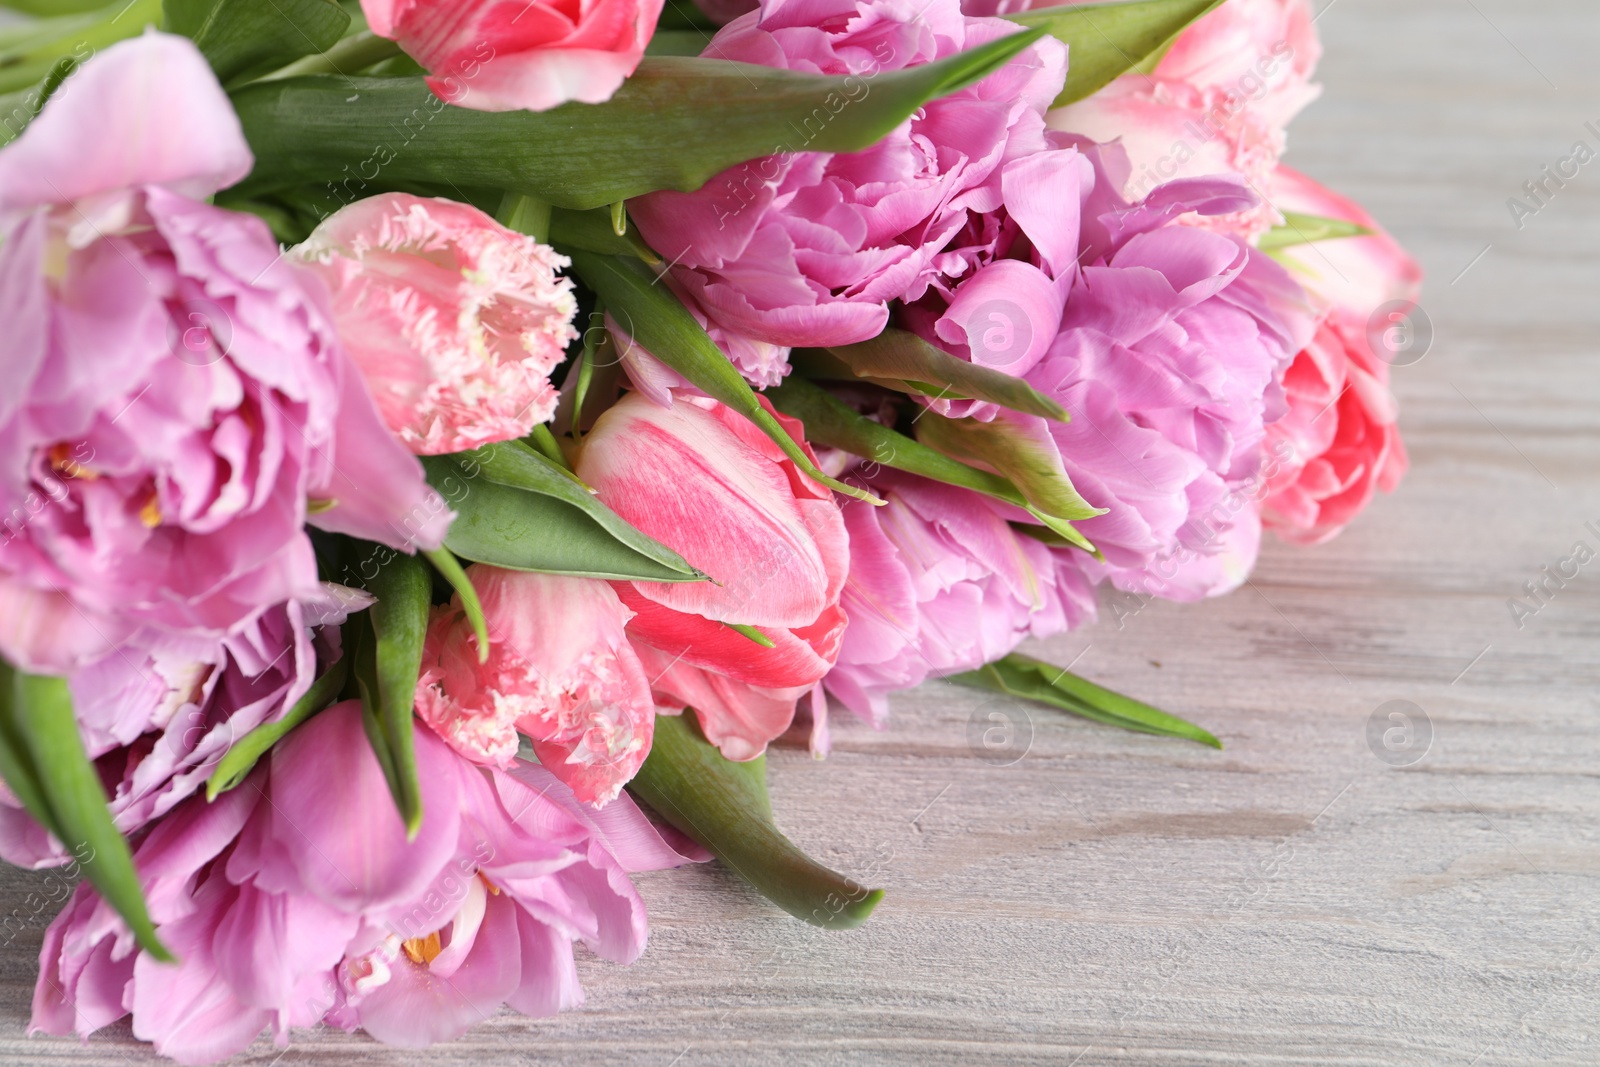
[0,588,368,869]
[0,33,448,675]
[823,471,1097,734]
[30,701,703,1062]
[629,0,1068,355]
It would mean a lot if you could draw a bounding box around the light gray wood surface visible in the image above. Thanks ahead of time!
[3,1,1597,1063]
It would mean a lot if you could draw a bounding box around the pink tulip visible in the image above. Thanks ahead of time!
[294,193,578,455]
[416,566,655,804]
[1045,0,1322,240]
[362,0,666,113]
[31,701,702,1062]
[1261,166,1419,543]
[0,34,448,675]
[574,392,849,759]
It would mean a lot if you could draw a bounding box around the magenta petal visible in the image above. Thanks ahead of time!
[502,907,584,1017]
[501,761,711,872]
[264,701,461,913]
[131,879,272,1066]
[355,893,523,1048]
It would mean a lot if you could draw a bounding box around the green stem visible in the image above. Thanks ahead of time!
[260,30,401,81]
[498,191,553,245]
[525,423,573,471]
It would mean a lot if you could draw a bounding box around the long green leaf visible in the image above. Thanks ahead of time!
[798,327,1069,422]
[225,33,1045,209]
[766,377,1097,552]
[207,656,349,799]
[420,445,708,582]
[1258,211,1374,251]
[1006,0,1224,107]
[163,0,350,86]
[356,552,431,838]
[768,376,1020,498]
[422,548,489,663]
[915,410,1104,551]
[949,653,1221,748]
[566,252,883,505]
[0,667,173,959]
[627,714,883,929]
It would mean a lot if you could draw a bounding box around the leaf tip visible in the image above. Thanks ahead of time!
[141,932,178,964]
[829,886,885,929]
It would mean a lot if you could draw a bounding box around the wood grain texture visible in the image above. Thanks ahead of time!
[2,0,1598,1063]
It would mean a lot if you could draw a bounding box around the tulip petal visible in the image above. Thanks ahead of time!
[355,893,523,1047]
[0,33,251,228]
[263,702,461,914]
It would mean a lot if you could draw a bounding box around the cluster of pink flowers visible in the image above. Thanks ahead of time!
[0,0,1419,1059]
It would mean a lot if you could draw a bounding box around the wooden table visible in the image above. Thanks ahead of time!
[2,0,1596,1062]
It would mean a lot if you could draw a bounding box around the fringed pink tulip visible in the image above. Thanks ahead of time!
[1261,166,1419,543]
[30,701,702,1063]
[417,566,655,804]
[575,392,849,760]
[0,34,448,675]
[294,193,578,455]
[362,0,666,113]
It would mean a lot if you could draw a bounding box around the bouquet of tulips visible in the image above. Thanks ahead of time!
[0,0,1419,1059]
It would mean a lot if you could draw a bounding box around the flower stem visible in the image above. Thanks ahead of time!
[498,191,553,245]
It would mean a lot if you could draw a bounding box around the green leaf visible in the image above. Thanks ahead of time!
[797,328,1070,422]
[422,548,489,663]
[949,653,1221,748]
[163,0,350,87]
[767,375,1020,498]
[354,552,431,838]
[420,442,709,583]
[565,252,882,505]
[1257,211,1374,251]
[207,656,349,799]
[915,410,1104,552]
[0,0,161,95]
[767,378,1099,552]
[1006,0,1224,107]
[0,53,77,148]
[0,666,173,960]
[627,714,883,929]
[225,32,1046,209]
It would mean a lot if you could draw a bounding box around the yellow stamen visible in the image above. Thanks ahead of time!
[478,871,501,896]
[401,930,443,965]
[138,496,162,528]
[48,444,96,481]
